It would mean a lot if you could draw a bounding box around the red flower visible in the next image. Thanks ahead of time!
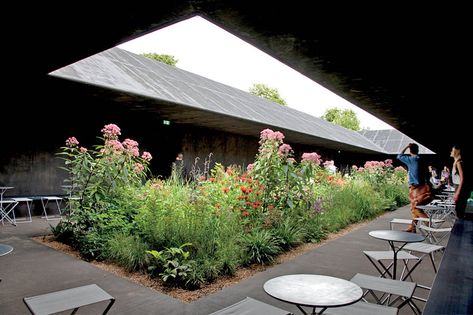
[222,187,229,193]
[243,211,250,216]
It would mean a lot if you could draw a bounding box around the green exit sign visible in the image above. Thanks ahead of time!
[163,120,171,125]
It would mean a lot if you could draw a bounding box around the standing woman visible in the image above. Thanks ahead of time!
[451,145,468,218]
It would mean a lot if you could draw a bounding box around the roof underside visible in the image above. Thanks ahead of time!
[359,129,435,154]
[51,48,386,154]
[6,2,472,159]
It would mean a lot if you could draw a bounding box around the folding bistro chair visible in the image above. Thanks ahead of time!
[418,225,451,245]
[363,250,422,282]
[208,297,292,315]
[401,242,445,302]
[40,196,63,220]
[11,197,33,223]
[350,273,420,314]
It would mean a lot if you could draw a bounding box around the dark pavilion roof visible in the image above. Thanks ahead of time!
[359,129,435,154]
[50,47,387,154]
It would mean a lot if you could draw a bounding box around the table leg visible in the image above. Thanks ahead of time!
[297,305,308,314]
[389,241,409,280]
[295,305,328,315]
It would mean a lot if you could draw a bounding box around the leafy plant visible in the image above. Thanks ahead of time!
[272,218,305,250]
[242,229,280,265]
[146,243,198,288]
[106,234,149,272]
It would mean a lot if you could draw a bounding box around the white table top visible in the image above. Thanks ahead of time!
[369,230,425,243]
[264,274,362,308]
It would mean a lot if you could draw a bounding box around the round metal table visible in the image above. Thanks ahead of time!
[264,274,362,314]
[369,230,424,279]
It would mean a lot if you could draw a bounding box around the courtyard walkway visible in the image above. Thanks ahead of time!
[0,206,440,314]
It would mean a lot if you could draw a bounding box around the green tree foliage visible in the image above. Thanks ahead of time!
[321,108,361,131]
[249,83,287,105]
[142,53,178,66]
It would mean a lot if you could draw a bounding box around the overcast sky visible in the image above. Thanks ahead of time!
[118,16,393,130]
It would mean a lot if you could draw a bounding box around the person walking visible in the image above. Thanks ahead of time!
[397,143,431,232]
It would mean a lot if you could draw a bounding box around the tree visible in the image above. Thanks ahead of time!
[321,108,361,131]
[249,83,287,105]
[141,53,178,66]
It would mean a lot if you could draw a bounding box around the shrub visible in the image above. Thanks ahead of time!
[241,229,280,265]
[106,234,149,272]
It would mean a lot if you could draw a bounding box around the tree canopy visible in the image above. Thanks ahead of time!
[321,108,361,131]
[249,83,287,105]
[141,53,178,66]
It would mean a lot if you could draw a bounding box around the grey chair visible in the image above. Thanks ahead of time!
[325,301,398,315]
[208,297,292,315]
[350,273,421,315]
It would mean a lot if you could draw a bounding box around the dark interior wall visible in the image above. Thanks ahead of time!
[1,76,401,196]
[0,77,184,195]
[180,127,259,174]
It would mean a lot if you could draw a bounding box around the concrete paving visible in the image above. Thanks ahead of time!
[1,206,444,314]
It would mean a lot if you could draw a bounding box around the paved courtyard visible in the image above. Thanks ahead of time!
[0,205,442,314]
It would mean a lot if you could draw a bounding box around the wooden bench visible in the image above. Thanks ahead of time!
[23,284,115,315]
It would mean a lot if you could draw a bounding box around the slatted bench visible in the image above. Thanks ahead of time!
[23,284,115,315]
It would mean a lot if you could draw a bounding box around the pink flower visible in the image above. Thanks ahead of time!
[384,159,393,166]
[278,144,293,156]
[106,140,124,152]
[301,152,321,165]
[141,151,152,161]
[259,128,285,143]
[79,147,87,153]
[247,163,254,172]
[101,124,121,140]
[134,163,144,173]
[65,137,79,147]
[122,138,139,156]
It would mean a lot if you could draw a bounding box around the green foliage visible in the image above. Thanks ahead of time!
[242,229,280,265]
[146,243,201,288]
[324,179,386,232]
[321,107,361,131]
[142,53,178,66]
[106,234,149,272]
[52,125,410,291]
[272,218,305,250]
[249,83,287,105]
[57,126,151,214]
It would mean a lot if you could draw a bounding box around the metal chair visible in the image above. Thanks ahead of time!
[208,297,292,315]
[350,273,420,314]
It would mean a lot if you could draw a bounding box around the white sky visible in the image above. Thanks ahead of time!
[118,16,393,130]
